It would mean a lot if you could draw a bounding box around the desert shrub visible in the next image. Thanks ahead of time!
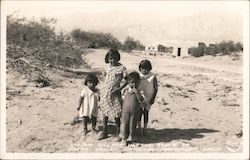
[7,14,87,78]
[204,47,220,56]
[7,14,56,48]
[216,41,243,55]
[189,47,204,57]
[71,29,144,52]
[189,41,243,57]
[218,41,232,55]
[71,29,122,49]
[122,36,145,52]
[122,37,137,52]
[235,42,243,51]
[158,44,168,53]
[135,41,145,51]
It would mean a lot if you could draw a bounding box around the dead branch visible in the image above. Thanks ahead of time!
[58,66,101,75]
[10,58,43,72]
[65,56,77,60]
[6,87,21,96]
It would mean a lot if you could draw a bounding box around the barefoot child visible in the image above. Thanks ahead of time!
[138,60,158,135]
[98,49,128,140]
[117,71,144,146]
[77,73,100,135]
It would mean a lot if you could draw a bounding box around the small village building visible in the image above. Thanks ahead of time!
[172,46,190,57]
[198,42,206,48]
[209,44,216,47]
[145,45,158,52]
[145,40,197,57]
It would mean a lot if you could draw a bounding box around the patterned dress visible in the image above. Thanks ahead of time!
[100,63,127,119]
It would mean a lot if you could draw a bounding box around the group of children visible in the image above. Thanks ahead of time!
[77,49,158,146]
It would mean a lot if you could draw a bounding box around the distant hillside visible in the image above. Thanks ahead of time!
[54,11,243,45]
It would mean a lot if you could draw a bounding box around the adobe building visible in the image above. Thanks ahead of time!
[145,40,199,57]
[171,40,198,57]
[172,45,190,57]
[145,45,158,52]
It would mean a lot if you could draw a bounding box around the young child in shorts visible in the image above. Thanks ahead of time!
[138,60,158,135]
[77,73,100,135]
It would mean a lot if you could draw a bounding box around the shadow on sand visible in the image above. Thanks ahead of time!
[136,128,219,144]
[98,124,119,135]
[98,123,219,143]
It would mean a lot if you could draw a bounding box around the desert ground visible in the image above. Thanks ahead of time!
[6,49,243,153]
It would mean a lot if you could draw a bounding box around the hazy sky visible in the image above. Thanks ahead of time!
[2,1,248,44]
[3,1,245,17]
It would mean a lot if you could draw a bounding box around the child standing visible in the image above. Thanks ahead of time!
[117,71,144,146]
[98,49,128,140]
[138,60,158,135]
[77,73,100,135]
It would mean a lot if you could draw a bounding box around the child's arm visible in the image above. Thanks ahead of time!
[102,70,107,77]
[112,67,128,94]
[78,89,86,110]
[97,89,101,101]
[150,76,158,105]
[133,87,144,103]
[112,81,128,94]
[77,97,84,111]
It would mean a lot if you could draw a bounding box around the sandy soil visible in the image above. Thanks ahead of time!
[6,49,243,153]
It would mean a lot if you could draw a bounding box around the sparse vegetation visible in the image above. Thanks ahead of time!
[122,36,145,52]
[7,14,88,86]
[189,47,205,57]
[6,14,146,87]
[71,29,145,52]
[157,44,168,53]
[157,44,172,53]
[71,29,122,49]
[189,41,243,57]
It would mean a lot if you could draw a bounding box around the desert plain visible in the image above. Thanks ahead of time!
[6,49,243,153]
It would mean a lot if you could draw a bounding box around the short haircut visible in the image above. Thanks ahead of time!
[139,59,152,71]
[84,73,99,85]
[126,71,140,82]
[105,49,121,63]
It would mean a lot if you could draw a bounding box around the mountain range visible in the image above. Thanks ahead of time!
[53,11,243,45]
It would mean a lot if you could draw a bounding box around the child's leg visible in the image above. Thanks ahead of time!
[115,117,121,136]
[118,107,130,142]
[120,121,129,147]
[138,107,143,132]
[83,116,88,135]
[98,116,108,140]
[91,116,97,133]
[116,116,128,142]
[143,109,149,133]
[128,109,139,142]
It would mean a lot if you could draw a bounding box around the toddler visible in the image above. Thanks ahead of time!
[77,73,100,135]
[117,71,144,146]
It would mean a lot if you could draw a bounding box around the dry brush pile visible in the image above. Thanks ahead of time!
[7,14,88,88]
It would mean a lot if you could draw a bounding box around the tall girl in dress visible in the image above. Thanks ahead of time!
[98,49,127,140]
[138,59,158,135]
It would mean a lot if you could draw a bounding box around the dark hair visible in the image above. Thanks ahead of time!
[126,71,140,82]
[105,49,121,63]
[139,59,152,71]
[84,73,99,85]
